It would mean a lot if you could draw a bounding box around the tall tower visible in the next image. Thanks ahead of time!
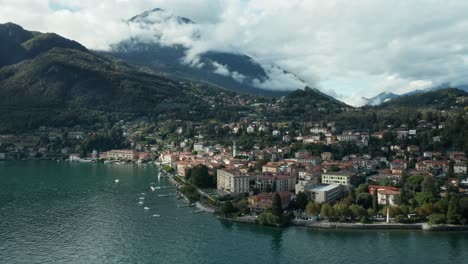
[233,141,237,157]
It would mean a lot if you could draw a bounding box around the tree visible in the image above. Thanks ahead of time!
[447,160,455,179]
[355,184,369,195]
[259,212,280,226]
[357,193,372,209]
[398,186,409,205]
[272,193,283,217]
[306,201,321,216]
[372,190,378,211]
[295,192,308,211]
[221,201,235,217]
[447,194,460,224]
[186,165,213,188]
[421,176,438,197]
[349,204,367,221]
[334,202,350,222]
[459,197,468,220]
[320,204,334,219]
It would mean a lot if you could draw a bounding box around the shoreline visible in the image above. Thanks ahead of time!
[217,216,468,232]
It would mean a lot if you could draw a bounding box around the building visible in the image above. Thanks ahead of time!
[407,145,420,153]
[377,189,400,206]
[256,174,296,192]
[68,132,86,140]
[193,143,204,152]
[368,185,399,196]
[321,171,353,185]
[262,162,281,173]
[217,169,250,194]
[305,184,342,203]
[248,191,292,211]
[321,152,333,161]
[454,162,467,174]
[106,150,137,160]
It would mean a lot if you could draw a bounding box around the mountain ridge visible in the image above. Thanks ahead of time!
[106,8,310,97]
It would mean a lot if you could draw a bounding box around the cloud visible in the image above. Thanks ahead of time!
[2,0,468,105]
[211,61,246,83]
[252,65,307,90]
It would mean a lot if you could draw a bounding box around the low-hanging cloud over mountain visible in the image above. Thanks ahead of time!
[2,0,468,106]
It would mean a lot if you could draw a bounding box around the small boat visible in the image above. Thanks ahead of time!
[141,192,146,195]
[139,197,145,200]
[178,203,196,208]
[150,186,161,192]
[152,214,161,218]
[115,179,120,183]
[144,207,150,210]
[138,201,144,205]
[190,209,204,214]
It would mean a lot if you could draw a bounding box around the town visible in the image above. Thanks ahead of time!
[1,106,467,228]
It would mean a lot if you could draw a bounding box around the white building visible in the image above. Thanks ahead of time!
[305,184,343,203]
[217,169,250,194]
[321,171,353,185]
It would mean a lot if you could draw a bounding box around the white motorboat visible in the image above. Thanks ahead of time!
[144,207,150,210]
[152,214,160,218]
[115,179,120,183]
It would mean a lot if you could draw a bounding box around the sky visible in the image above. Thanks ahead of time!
[1,0,468,106]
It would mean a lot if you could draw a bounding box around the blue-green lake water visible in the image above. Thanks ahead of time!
[1,161,467,263]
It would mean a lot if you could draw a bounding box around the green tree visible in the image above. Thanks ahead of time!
[306,201,321,216]
[272,193,283,217]
[447,194,460,224]
[421,176,438,197]
[333,202,350,222]
[372,190,378,211]
[295,192,308,211]
[428,213,446,225]
[186,165,214,188]
[221,201,235,217]
[459,197,468,220]
[320,204,334,220]
[258,212,280,226]
[349,204,367,221]
[447,160,455,179]
[357,193,372,209]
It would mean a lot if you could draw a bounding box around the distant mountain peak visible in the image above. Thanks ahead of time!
[363,91,398,106]
[128,8,195,25]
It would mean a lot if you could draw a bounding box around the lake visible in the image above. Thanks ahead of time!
[1,161,467,264]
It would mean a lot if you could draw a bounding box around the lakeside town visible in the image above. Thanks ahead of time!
[1,109,467,228]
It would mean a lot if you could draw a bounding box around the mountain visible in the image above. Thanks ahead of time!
[363,92,398,106]
[0,22,350,132]
[365,84,468,106]
[0,23,227,131]
[105,8,307,97]
[376,88,467,109]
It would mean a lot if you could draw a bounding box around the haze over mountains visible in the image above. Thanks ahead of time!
[106,8,308,97]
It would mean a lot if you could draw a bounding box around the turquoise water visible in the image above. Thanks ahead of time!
[1,161,467,264]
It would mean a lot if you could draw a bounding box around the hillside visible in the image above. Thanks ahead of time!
[0,23,213,131]
[0,23,351,132]
[0,22,86,67]
[376,88,467,109]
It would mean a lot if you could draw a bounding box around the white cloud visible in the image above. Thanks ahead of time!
[211,61,246,83]
[1,0,468,104]
[212,61,230,76]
